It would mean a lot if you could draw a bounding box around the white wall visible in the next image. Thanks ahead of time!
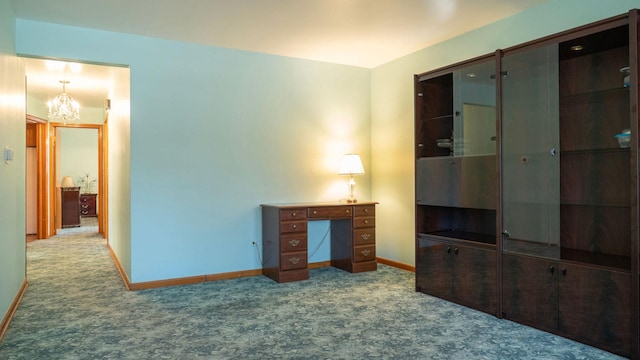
[370,0,640,266]
[15,21,371,283]
[0,0,25,328]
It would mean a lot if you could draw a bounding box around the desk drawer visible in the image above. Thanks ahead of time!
[281,252,307,270]
[308,206,352,219]
[354,205,375,217]
[280,208,307,221]
[279,220,307,234]
[280,234,307,252]
[353,216,375,229]
[354,228,375,245]
[354,245,376,262]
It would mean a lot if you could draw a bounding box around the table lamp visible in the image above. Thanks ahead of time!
[61,176,74,188]
[339,154,365,203]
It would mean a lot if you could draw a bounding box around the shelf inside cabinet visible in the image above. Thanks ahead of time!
[419,231,496,246]
[561,247,631,271]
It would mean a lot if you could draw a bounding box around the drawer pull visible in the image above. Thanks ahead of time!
[288,239,300,247]
[360,233,371,240]
[291,212,297,217]
[360,249,371,257]
[291,224,297,230]
[363,219,369,224]
[289,257,300,264]
[345,209,350,214]
[363,208,369,213]
[313,210,317,215]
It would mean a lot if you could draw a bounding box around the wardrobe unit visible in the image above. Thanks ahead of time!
[415,10,639,359]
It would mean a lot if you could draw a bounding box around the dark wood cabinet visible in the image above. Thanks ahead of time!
[415,9,639,359]
[417,235,496,313]
[61,187,80,228]
[503,253,631,355]
[79,194,97,217]
[414,54,498,316]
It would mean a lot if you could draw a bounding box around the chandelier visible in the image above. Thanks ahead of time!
[48,80,80,123]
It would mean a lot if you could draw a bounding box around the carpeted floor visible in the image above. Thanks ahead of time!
[0,224,625,359]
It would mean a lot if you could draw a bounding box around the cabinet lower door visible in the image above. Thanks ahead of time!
[416,237,452,300]
[558,263,631,357]
[502,254,558,331]
[452,244,497,314]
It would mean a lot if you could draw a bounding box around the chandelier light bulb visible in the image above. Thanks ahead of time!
[48,80,80,123]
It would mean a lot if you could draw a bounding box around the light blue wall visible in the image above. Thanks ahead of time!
[16,20,372,282]
[0,0,25,327]
[371,0,640,266]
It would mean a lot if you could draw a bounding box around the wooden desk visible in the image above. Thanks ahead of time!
[261,202,377,283]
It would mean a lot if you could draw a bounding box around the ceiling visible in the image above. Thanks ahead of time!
[12,0,549,110]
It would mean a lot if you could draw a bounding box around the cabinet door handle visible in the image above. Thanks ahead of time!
[447,246,451,254]
[549,265,555,274]
[550,148,557,156]
[454,248,459,255]
[561,268,567,276]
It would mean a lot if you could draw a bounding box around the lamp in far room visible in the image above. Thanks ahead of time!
[339,154,365,203]
[61,176,74,188]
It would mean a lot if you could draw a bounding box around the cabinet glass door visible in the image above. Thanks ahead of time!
[501,44,560,259]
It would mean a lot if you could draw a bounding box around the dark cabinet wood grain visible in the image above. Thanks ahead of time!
[61,187,80,228]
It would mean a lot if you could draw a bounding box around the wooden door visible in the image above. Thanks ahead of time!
[416,236,452,300]
[558,263,631,357]
[502,254,558,332]
[452,243,497,314]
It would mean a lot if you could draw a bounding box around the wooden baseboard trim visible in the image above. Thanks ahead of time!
[376,257,415,272]
[107,256,372,291]
[309,260,332,269]
[129,275,206,291]
[0,279,28,342]
[107,244,132,291]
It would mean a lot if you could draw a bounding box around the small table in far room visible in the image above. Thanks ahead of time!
[260,202,377,283]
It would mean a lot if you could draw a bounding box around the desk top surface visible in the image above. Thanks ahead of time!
[261,201,377,209]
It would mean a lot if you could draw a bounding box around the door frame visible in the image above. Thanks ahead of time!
[48,122,107,239]
[26,114,48,239]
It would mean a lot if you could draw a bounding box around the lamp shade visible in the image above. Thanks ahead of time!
[338,154,365,175]
[61,176,74,187]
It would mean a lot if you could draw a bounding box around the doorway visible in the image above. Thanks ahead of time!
[49,123,106,238]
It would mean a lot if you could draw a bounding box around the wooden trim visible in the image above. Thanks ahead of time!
[0,279,28,342]
[628,9,640,360]
[376,257,415,272]
[49,122,108,239]
[108,258,408,292]
[36,122,48,239]
[205,269,263,282]
[26,113,47,124]
[129,276,207,291]
[101,113,109,239]
[107,244,131,291]
[308,260,332,269]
